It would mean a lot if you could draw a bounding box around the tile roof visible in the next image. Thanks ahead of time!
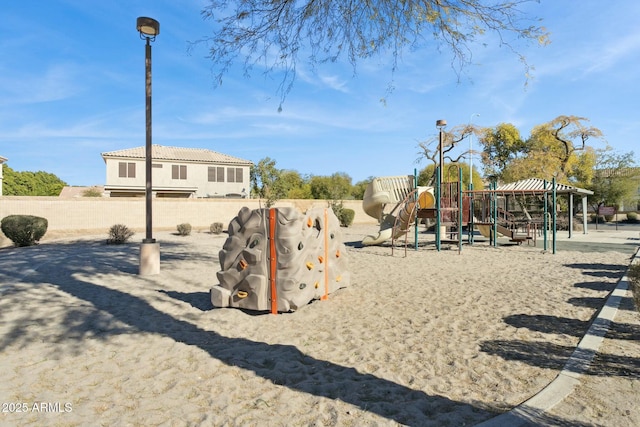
[101,145,252,165]
[496,178,593,195]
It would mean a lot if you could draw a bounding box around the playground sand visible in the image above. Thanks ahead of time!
[0,224,638,426]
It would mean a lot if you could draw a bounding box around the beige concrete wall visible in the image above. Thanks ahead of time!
[0,197,374,247]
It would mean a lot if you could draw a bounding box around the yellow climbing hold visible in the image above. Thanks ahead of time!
[336,275,342,282]
[237,290,248,298]
[314,281,319,289]
[306,261,314,270]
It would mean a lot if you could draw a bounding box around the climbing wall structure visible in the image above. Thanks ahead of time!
[210,206,350,313]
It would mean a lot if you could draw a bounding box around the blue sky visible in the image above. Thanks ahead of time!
[1,0,639,187]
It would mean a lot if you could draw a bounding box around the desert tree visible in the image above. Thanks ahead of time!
[309,172,353,200]
[280,170,313,199]
[478,116,602,186]
[196,0,549,107]
[250,157,285,207]
[589,146,638,213]
[417,123,479,185]
[478,123,526,182]
[526,115,603,184]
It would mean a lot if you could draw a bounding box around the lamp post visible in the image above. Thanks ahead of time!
[436,119,447,186]
[435,119,447,251]
[468,113,479,190]
[137,16,160,275]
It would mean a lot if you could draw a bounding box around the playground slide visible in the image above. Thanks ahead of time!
[362,175,412,220]
[361,176,434,246]
[477,224,493,239]
[477,223,527,242]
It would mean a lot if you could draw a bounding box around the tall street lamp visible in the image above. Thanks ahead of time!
[436,119,447,186]
[137,16,160,276]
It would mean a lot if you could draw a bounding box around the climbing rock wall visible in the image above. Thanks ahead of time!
[210,206,350,313]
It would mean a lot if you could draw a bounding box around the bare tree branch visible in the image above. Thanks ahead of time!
[193,0,549,107]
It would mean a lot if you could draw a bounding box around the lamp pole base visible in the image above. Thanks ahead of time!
[139,241,160,275]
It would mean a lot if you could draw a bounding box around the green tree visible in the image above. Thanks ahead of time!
[352,177,374,200]
[250,157,285,207]
[479,123,526,182]
[279,170,313,199]
[589,146,639,213]
[478,116,601,186]
[417,163,483,190]
[525,116,601,184]
[2,164,67,196]
[198,0,549,106]
[309,173,352,200]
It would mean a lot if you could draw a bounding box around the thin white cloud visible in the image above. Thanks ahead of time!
[0,64,83,105]
[317,74,350,93]
[583,31,640,75]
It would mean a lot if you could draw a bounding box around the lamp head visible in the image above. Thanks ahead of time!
[137,17,160,40]
[436,119,447,129]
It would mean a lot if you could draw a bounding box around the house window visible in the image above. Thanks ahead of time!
[172,165,187,180]
[208,166,225,182]
[118,162,136,178]
[227,167,244,183]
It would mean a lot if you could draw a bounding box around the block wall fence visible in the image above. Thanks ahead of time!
[0,197,375,248]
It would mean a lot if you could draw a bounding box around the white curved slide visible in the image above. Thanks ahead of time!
[361,176,434,246]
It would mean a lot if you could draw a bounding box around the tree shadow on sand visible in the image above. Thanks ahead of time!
[0,239,485,426]
[157,290,214,311]
[0,239,611,426]
[480,339,640,379]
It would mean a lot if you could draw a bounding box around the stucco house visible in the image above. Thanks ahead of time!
[0,155,7,196]
[101,145,252,198]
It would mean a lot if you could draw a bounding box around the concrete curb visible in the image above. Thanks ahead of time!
[477,246,640,426]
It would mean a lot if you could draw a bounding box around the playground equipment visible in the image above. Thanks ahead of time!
[210,206,350,313]
[468,181,538,246]
[361,175,434,245]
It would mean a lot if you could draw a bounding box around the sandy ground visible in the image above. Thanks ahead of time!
[0,224,638,426]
